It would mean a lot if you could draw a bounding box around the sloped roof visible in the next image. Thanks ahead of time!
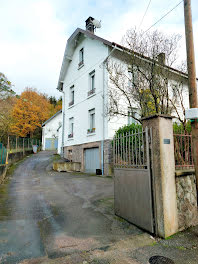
[57,28,195,91]
[57,28,112,91]
[42,110,62,127]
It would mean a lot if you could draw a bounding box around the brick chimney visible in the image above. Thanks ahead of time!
[85,17,95,33]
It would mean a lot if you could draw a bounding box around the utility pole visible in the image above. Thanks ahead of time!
[184,0,198,192]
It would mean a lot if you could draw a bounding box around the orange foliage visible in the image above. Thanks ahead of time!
[49,101,62,117]
[11,88,51,137]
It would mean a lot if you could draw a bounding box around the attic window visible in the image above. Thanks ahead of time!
[79,48,84,68]
[60,82,63,91]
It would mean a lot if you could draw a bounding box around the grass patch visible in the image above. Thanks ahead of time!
[50,205,60,216]
[52,154,61,161]
[114,215,126,223]
[175,246,187,250]
[149,241,157,246]
[165,230,182,240]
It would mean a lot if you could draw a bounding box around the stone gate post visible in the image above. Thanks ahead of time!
[142,114,178,238]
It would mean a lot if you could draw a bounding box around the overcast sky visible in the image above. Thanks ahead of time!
[0,0,197,98]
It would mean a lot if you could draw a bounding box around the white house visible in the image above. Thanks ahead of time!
[57,17,195,175]
[42,110,62,153]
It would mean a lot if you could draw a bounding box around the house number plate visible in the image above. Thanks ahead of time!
[163,139,170,144]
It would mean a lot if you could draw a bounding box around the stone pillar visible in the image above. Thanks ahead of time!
[142,114,178,238]
[103,140,113,176]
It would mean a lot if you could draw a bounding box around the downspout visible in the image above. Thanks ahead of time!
[61,89,65,157]
[101,64,105,175]
[101,45,117,175]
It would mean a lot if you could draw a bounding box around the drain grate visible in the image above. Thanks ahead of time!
[149,256,174,264]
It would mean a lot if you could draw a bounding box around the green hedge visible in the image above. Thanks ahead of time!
[114,123,142,138]
[173,121,192,134]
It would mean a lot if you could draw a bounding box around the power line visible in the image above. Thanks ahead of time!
[138,0,152,29]
[143,0,183,34]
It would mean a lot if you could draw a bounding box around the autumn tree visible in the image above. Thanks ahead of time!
[0,97,16,144]
[48,96,62,117]
[11,88,51,137]
[0,73,16,144]
[0,72,15,99]
[106,28,187,124]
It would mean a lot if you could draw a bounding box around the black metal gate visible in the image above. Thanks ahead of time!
[113,126,155,233]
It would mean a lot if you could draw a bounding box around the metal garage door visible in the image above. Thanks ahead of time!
[84,148,100,173]
[45,138,58,150]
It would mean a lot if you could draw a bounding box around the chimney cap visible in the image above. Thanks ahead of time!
[85,17,101,33]
[85,16,94,23]
[85,17,95,33]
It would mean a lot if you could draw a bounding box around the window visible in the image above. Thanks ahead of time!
[128,66,138,88]
[68,117,74,138]
[128,71,132,87]
[88,70,96,97]
[79,48,84,67]
[128,109,140,125]
[69,86,74,106]
[87,109,95,134]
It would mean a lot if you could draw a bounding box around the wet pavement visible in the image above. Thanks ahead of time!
[0,151,145,263]
[1,151,198,264]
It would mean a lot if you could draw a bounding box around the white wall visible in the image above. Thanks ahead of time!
[57,126,62,154]
[61,32,196,147]
[42,112,62,150]
[63,35,109,147]
[106,54,193,136]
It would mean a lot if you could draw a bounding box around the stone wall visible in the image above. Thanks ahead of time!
[8,150,33,164]
[104,140,113,176]
[175,171,198,231]
[0,165,7,183]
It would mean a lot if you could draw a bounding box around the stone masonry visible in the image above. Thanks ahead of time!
[64,140,113,175]
[175,171,198,231]
[104,139,113,176]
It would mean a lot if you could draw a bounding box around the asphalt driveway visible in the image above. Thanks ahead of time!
[1,151,198,264]
[0,151,146,264]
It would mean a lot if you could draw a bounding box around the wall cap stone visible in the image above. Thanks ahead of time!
[141,114,173,121]
[175,169,195,177]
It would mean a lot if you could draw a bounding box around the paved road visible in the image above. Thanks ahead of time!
[2,151,198,264]
[0,151,143,264]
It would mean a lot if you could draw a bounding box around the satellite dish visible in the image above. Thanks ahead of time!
[92,19,101,28]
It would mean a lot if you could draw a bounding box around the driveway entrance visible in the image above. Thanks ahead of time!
[0,151,144,263]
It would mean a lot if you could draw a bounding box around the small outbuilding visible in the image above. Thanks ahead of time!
[42,110,62,152]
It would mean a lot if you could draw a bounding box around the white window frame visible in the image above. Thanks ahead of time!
[79,48,84,67]
[88,109,95,133]
[128,65,138,88]
[88,70,96,96]
[69,85,74,106]
[68,117,74,138]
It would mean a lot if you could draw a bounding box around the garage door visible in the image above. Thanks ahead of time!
[84,148,100,173]
[45,138,58,150]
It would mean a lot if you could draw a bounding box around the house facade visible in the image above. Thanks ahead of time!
[57,17,194,175]
[42,110,62,152]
